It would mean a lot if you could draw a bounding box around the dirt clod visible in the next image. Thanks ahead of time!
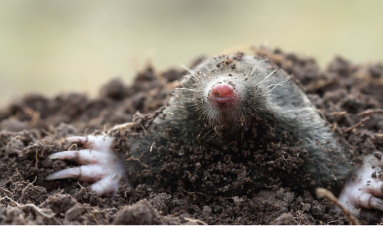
[114,199,160,225]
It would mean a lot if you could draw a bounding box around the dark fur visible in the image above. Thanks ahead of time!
[118,53,353,196]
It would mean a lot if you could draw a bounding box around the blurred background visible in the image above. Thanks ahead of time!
[1,0,383,106]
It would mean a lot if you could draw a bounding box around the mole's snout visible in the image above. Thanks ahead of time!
[208,83,238,104]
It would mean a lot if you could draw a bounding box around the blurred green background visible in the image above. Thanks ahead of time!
[1,0,383,106]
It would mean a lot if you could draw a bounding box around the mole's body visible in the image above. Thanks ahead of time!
[47,53,383,216]
[123,54,351,194]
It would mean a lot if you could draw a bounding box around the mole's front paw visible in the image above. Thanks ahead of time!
[46,134,125,196]
[338,152,383,216]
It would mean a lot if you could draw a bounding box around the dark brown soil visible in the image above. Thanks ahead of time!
[1,47,383,224]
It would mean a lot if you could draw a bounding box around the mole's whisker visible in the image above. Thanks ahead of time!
[258,67,279,86]
[180,64,196,76]
[176,88,197,92]
[249,59,268,77]
[264,80,288,95]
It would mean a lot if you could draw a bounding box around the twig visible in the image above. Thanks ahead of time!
[85,207,99,225]
[68,143,77,151]
[169,210,184,217]
[357,109,383,117]
[316,110,327,122]
[331,123,338,133]
[343,117,370,133]
[35,149,39,168]
[140,124,147,137]
[0,187,13,198]
[110,122,137,131]
[1,196,56,219]
[126,157,148,169]
[74,181,88,197]
[19,176,37,203]
[24,107,40,127]
[329,111,347,117]
[316,188,360,225]
[83,128,89,136]
[327,217,346,224]
[149,142,156,152]
[184,171,191,178]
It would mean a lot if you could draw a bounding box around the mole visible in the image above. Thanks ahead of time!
[46,53,383,216]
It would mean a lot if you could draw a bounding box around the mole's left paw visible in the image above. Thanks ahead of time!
[338,152,383,216]
[46,134,125,196]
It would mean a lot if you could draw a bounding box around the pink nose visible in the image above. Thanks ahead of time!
[209,83,235,104]
[211,84,234,97]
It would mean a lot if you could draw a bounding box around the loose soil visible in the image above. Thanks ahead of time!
[1,47,383,224]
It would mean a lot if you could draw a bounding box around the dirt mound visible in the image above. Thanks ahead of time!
[1,47,383,224]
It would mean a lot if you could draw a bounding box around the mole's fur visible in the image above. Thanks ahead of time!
[114,53,353,196]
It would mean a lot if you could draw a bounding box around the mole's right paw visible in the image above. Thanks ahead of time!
[46,134,125,196]
[338,152,383,216]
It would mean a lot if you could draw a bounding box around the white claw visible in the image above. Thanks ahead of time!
[369,196,383,211]
[65,136,88,144]
[339,152,383,216]
[91,174,122,196]
[48,150,107,165]
[47,134,125,196]
[367,180,383,196]
[46,165,104,182]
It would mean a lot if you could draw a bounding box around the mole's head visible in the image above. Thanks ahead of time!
[177,56,275,136]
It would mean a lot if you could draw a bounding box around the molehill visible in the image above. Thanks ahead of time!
[0,47,383,224]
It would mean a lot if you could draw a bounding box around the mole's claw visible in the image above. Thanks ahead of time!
[46,165,104,182]
[66,135,114,152]
[368,196,383,211]
[48,150,107,165]
[339,152,383,216]
[47,134,124,196]
[91,174,122,196]
[66,136,88,144]
[356,193,383,211]
[368,181,383,196]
